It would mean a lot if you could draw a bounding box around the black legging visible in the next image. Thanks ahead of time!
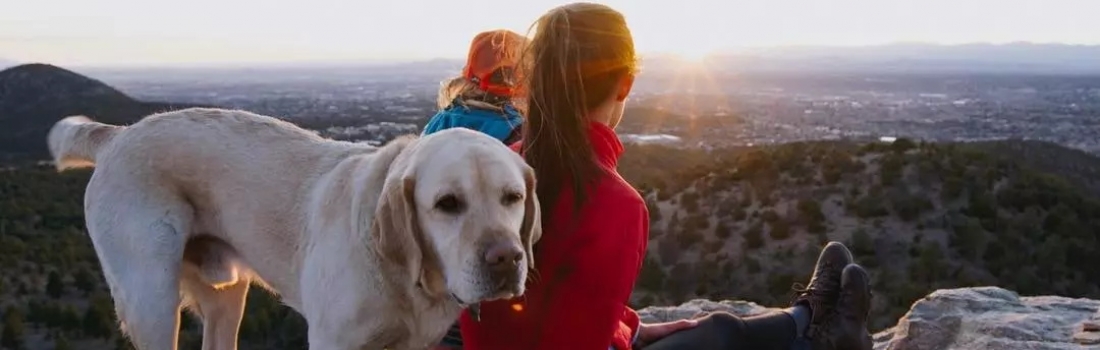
[436,311,798,350]
[641,311,798,350]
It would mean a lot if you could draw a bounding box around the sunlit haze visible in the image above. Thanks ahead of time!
[2,0,1099,66]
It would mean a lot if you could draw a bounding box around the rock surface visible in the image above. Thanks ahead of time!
[636,287,1100,350]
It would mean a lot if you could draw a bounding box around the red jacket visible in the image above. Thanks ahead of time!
[459,122,649,350]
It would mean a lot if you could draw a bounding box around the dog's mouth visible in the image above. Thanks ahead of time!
[451,292,482,322]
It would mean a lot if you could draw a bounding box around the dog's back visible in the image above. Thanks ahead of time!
[53,108,365,236]
[49,107,359,171]
[48,107,378,349]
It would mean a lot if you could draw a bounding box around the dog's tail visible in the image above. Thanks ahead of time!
[47,115,123,171]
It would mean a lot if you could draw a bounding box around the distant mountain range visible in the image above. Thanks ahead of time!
[0,63,204,164]
[80,58,465,84]
[647,43,1100,75]
[30,42,1100,80]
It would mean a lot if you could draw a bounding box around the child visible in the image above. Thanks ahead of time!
[422,29,527,145]
[429,29,527,350]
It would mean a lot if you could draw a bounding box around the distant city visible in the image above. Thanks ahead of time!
[72,63,1100,156]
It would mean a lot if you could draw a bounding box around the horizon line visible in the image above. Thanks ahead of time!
[5,40,1100,70]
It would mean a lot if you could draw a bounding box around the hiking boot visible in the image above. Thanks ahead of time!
[791,241,854,330]
[810,264,874,350]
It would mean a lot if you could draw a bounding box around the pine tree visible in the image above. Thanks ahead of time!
[73,268,97,296]
[59,306,81,334]
[114,336,134,350]
[82,304,112,340]
[1,307,26,350]
[53,335,72,350]
[46,271,65,299]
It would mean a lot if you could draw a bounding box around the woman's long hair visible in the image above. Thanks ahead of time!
[519,2,638,222]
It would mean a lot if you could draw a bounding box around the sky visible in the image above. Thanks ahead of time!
[1,0,1098,66]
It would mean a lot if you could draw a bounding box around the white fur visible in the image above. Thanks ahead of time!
[47,108,541,350]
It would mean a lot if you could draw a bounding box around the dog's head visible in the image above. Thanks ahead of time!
[372,128,541,306]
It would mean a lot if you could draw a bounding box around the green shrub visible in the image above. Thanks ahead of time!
[879,154,906,186]
[807,221,827,235]
[677,229,704,249]
[797,198,826,223]
[967,192,998,220]
[636,256,666,291]
[768,220,792,241]
[745,257,761,274]
[941,176,964,201]
[732,207,747,221]
[891,138,918,153]
[850,228,874,257]
[681,191,700,212]
[852,195,889,218]
[892,191,934,222]
[715,222,733,240]
[950,218,986,261]
[761,210,780,223]
[743,224,765,250]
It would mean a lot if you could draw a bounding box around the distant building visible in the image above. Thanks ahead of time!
[620,133,683,145]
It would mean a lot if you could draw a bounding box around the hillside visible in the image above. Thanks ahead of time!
[1,137,1099,348]
[0,64,203,164]
[619,139,1100,330]
[965,139,1100,198]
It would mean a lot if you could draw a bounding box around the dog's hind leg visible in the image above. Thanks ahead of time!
[181,238,250,350]
[85,178,193,350]
[181,275,249,350]
[97,219,190,350]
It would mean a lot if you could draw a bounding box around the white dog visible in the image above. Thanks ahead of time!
[46,108,541,350]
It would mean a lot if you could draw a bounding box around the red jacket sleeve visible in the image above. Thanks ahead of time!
[523,193,648,350]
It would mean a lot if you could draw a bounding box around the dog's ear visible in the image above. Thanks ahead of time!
[372,177,446,295]
[520,168,542,270]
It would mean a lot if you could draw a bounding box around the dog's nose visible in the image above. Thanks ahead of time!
[484,242,524,295]
[484,242,523,268]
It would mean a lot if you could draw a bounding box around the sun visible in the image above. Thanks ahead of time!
[675,46,715,63]
[662,37,724,65]
[662,48,716,69]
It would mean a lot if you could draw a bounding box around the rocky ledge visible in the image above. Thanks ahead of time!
[637,287,1100,350]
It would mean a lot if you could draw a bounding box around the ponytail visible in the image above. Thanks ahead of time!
[520,3,637,222]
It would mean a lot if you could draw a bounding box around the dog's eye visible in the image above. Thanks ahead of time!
[435,194,465,214]
[502,192,523,205]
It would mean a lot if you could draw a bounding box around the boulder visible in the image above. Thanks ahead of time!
[875,287,1100,350]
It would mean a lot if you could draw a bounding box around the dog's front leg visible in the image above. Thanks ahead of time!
[301,291,400,350]
[299,245,398,349]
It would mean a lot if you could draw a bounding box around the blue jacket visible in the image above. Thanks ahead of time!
[422,99,523,144]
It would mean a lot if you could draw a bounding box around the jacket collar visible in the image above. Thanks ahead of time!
[587,121,624,169]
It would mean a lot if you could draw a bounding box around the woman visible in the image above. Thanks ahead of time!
[422,29,527,144]
[455,3,874,350]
